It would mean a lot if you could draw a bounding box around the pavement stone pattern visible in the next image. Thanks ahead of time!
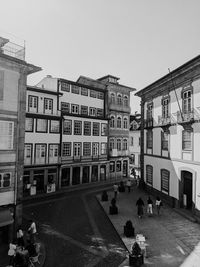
[97,185,200,267]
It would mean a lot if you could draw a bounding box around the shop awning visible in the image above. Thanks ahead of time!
[0,209,14,227]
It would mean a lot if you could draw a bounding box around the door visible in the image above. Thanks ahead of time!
[182,171,193,209]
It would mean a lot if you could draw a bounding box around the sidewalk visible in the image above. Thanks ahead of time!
[97,185,200,267]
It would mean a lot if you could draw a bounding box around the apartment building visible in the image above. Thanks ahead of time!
[0,36,40,243]
[129,113,141,179]
[136,55,200,217]
[23,85,61,197]
[77,75,136,180]
[36,75,110,188]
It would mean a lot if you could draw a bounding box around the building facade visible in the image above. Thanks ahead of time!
[129,113,141,179]
[136,55,200,216]
[0,36,40,243]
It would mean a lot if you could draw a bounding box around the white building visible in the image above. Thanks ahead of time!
[136,55,200,217]
[129,114,141,179]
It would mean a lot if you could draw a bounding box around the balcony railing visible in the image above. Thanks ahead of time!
[0,37,25,60]
[157,116,171,126]
[27,109,61,117]
[177,111,194,123]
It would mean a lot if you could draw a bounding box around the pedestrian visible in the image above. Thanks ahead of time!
[28,219,37,244]
[136,197,144,218]
[156,196,162,215]
[113,183,119,199]
[126,179,131,193]
[8,241,17,266]
[16,226,24,247]
[147,196,153,216]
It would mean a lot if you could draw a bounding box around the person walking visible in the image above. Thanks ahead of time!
[136,197,144,218]
[147,196,153,216]
[16,226,24,247]
[28,219,37,244]
[156,196,162,215]
[113,183,119,199]
[8,241,17,266]
[126,179,131,193]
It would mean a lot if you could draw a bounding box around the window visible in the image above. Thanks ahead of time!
[110,161,115,173]
[182,129,192,151]
[110,116,115,128]
[123,117,128,129]
[0,173,11,188]
[25,118,34,132]
[117,94,122,105]
[81,105,88,116]
[130,137,134,146]
[130,154,135,164]
[44,98,53,114]
[81,87,88,96]
[116,161,121,172]
[71,85,80,94]
[117,139,122,151]
[61,82,70,92]
[89,107,96,116]
[146,165,153,185]
[90,90,97,98]
[0,121,14,150]
[101,123,107,136]
[28,95,38,112]
[50,120,60,133]
[63,120,72,135]
[35,144,46,164]
[117,117,122,128]
[71,104,79,114]
[92,143,99,156]
[97,109,103,117]
[83,142,91,156]
[101,143,107,155]
[182,90,192,114]
[97,92,104,99]
[123,139,128,150]
[61,102,70,113]
[161,169,170,194]
[84,121,91,135]
[62,142,71,156]
[109,138,115,150]
[49,144,59,163]
[161,131,169,150]
[162,98,169,118]
[24,144,32,165]
[74,143,81,157]
[74,121,82,135]
[36,119,47,132]
[124,96,128,107]
[93,122,100,136]
[147,102,153,120]
[110,93,115,104]
[147,130,153,149]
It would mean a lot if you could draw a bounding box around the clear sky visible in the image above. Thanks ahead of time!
[1,0,200,113]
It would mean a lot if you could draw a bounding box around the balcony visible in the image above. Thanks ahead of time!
[109,149,129,157]
[0,37,25,61]
[157,116,171,126]
[108,102,131,113]
[27,109,61,117]
[177,111,194,124]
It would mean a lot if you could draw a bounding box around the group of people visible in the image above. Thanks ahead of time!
[136,196,162,218]
[8,219,38,267]
[113,179,133,198]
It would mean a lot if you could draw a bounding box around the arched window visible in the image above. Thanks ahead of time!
[123,139,128,150]
[109,138,115,151]
[124,95,128,107]
[117,138,122,151]
[117,116,122,128]
[110,116,115,128]
[123,117,128,129]
[110,93,115,104]
[117,94,122,105]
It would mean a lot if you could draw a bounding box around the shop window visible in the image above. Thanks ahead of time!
[91,165,98,182]
[116,161,121,172]
[61,168,70,187]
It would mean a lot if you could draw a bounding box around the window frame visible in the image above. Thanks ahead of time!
[81,105,88,116]
[101,142,107,155]
[61,102,70,113]
[25,117,34,132]
[63,119,72,135]
[74,142,81,157]
[71,85,80,94]
[74,120,82,135]
[0,121,14,150]
[36,118,48,133]
[81,87,88,96]
[117,116,122,128]
[44,98,53,114]
[161,169,170,194]
[62,142,71,157]
[110,115,115,128]
[146,165,153,186]
[28,95,38,113]
[71,104,79,115]
[35,143,47,164]
[182,129,192,151]
[49,120,60,133]
[0,172,11,188]
[147,130,153,149]
[83,142,91,156]
[93,122,100,136]
[61,82,70,92]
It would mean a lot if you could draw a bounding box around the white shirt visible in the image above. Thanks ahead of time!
[29,222,37,234]
[156,200,161,206]
[8,243,16,256]
[17,229,23,238]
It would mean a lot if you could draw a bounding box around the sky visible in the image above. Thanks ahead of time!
[1,0,200,113]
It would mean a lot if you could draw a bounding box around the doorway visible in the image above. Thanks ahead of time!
[181,171,193,209]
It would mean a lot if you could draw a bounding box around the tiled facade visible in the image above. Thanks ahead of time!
[136,55,200,216]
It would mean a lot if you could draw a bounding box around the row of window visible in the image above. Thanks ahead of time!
[109,138,128,151]
[146,129,192,151]
[60,82,104,100]
[110,92,129,107]
[0,172,11,188]
[28,96,54,114]
[146,88,192,120]
[25,144,59,163]
[146,165,170,194]
[62,142,107,157]
[110,115,129,129]
[61,102,104,117]
[63,120,107,136]
[25,118,60,133]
